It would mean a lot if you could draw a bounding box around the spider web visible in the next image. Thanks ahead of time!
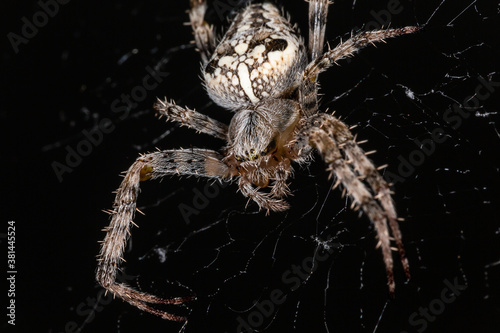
[22,0,499,332]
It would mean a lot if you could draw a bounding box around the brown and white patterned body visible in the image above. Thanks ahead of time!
[204,3,307,110]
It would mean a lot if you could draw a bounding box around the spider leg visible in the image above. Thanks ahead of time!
[304,27,420,81]
[294,114,409,295]
[97,149,230,321]
[319,115,411,281]
[307,0,331,60]
[189,0,216,65]
[239,177,290,213]
[301,0,331,117]
[299,76,319,117]
[269,159,292,199]
[155,98,228,140]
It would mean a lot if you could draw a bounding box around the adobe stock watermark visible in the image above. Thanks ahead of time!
[179,181,230,224]
[236,237,340,333]
[401,276,467,333]
[353,0,404,32]
[343,0,405,65]
[7,0,72,54]
[51,65,168,182]
[384,75,499,186]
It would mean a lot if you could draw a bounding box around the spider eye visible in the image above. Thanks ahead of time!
[262,139,277,155]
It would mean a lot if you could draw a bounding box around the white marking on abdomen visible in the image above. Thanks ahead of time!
[238,63,259,103]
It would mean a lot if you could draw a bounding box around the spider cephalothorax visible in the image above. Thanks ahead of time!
[228,99,300,162]
[97,0,418,322]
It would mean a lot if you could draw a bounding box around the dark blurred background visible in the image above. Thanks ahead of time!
[2,0,500,332]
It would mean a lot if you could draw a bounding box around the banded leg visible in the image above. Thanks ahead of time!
[302,0,331,116]
[270,160,292,199]
[293,115,408,295]
[239,178,290,212]
[155,98,228,140]
[308,0,331,60]
[305,27,420,81]
[96,149,230,321]
[189,0,216,65]
[299,77,320,117]
[318,115,410,280]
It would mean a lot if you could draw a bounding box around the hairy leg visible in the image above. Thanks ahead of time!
[301,0,330,116]
[308,0,331,60]
[239,177,290,212]
[189,0,216,65]
[270,159,292,199]
[155,98,228,140]
[293,115,409,295]
[96,149,230,321]
[318,115,410,280]
[304,26,420,81]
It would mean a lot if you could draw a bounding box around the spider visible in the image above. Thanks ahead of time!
[97,0,417,322]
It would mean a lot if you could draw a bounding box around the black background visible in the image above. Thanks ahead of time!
[2,0,500,332]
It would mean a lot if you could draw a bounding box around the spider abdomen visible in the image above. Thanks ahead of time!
[203,2,307,110]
